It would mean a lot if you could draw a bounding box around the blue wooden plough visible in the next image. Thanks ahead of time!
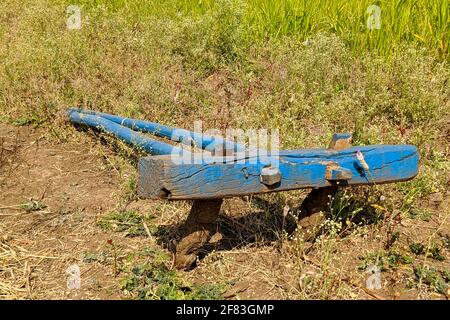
[67,108,419,268]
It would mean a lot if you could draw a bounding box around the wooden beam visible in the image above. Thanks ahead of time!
[328,133,352,150]
[138,145,419,200]
[69,108,246,153]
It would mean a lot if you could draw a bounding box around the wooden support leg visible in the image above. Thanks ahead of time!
[297,133,352,241]
[174,199,223,270]
[297,186,337,241]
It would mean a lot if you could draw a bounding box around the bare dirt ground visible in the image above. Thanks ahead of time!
[0,122,449,300]
[0,123,124,298]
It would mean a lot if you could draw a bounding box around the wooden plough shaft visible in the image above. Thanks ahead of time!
[68,108,419,269]
[68,109,419,199]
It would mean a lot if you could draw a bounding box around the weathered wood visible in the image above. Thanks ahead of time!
[68,110,184,156]
[296,133,351,241]
[328,133,353,150]
[69,108,245,153]
[326,165,353,180]
[138,145,419,200]
[297,186,338,241]
[175,199,222,270]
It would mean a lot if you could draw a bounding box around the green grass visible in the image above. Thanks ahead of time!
[20,200,47,212]
[328,189,384,227]
[0,0,448,300]
[120,249,225,300]
[50,0,450,60]
[122,263,225,300]
[1,1,449,130]
[414,266,449,294]
[358,249,413,272]
[97,210,156,237]
[249,0,448,59]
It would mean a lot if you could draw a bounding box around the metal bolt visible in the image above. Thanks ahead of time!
[260,167,282,186]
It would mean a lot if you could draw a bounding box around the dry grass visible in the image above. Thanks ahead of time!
[0,228,61,299]
[0,239,30,299]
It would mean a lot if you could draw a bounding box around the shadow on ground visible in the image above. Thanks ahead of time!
[154,196,300,267]
[153,191,385,267]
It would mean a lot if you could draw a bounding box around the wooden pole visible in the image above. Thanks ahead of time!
[297,133,354,241]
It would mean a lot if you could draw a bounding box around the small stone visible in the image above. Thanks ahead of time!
[430,192,443,204]
[208,232,223,244]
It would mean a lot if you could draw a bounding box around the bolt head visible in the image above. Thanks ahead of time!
[260,167,282,186]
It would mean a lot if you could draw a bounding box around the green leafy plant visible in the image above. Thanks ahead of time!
[428,245,445,262]
[20,200,46,213]
[413,266,448,294]
[81,251,107,263]
[121,252,224,300]
[359,249,412,271]
[409,242,426,255]
[97,210,156,237]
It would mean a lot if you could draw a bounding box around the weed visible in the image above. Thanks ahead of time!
[161,0,248,75]
[189,284,225,300]
[97,210,156,237]
[359,249,412,271]
[20,200,46,213]
[407,207,433,222]
[440,233,450,250]
[328,190,383,228]
[419,211,433,222]
[409,242,445,261]
[413,265,448,294]
[120,174,138,204]
[121,250,224,300]
[386,251,413,268]
[428,245,445,262]
[409,243,426,255]
[81,251,107,263]
[107,239,119,277]
[441,269,450,282]
[385,231,400,250]
[10,116,42,127]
